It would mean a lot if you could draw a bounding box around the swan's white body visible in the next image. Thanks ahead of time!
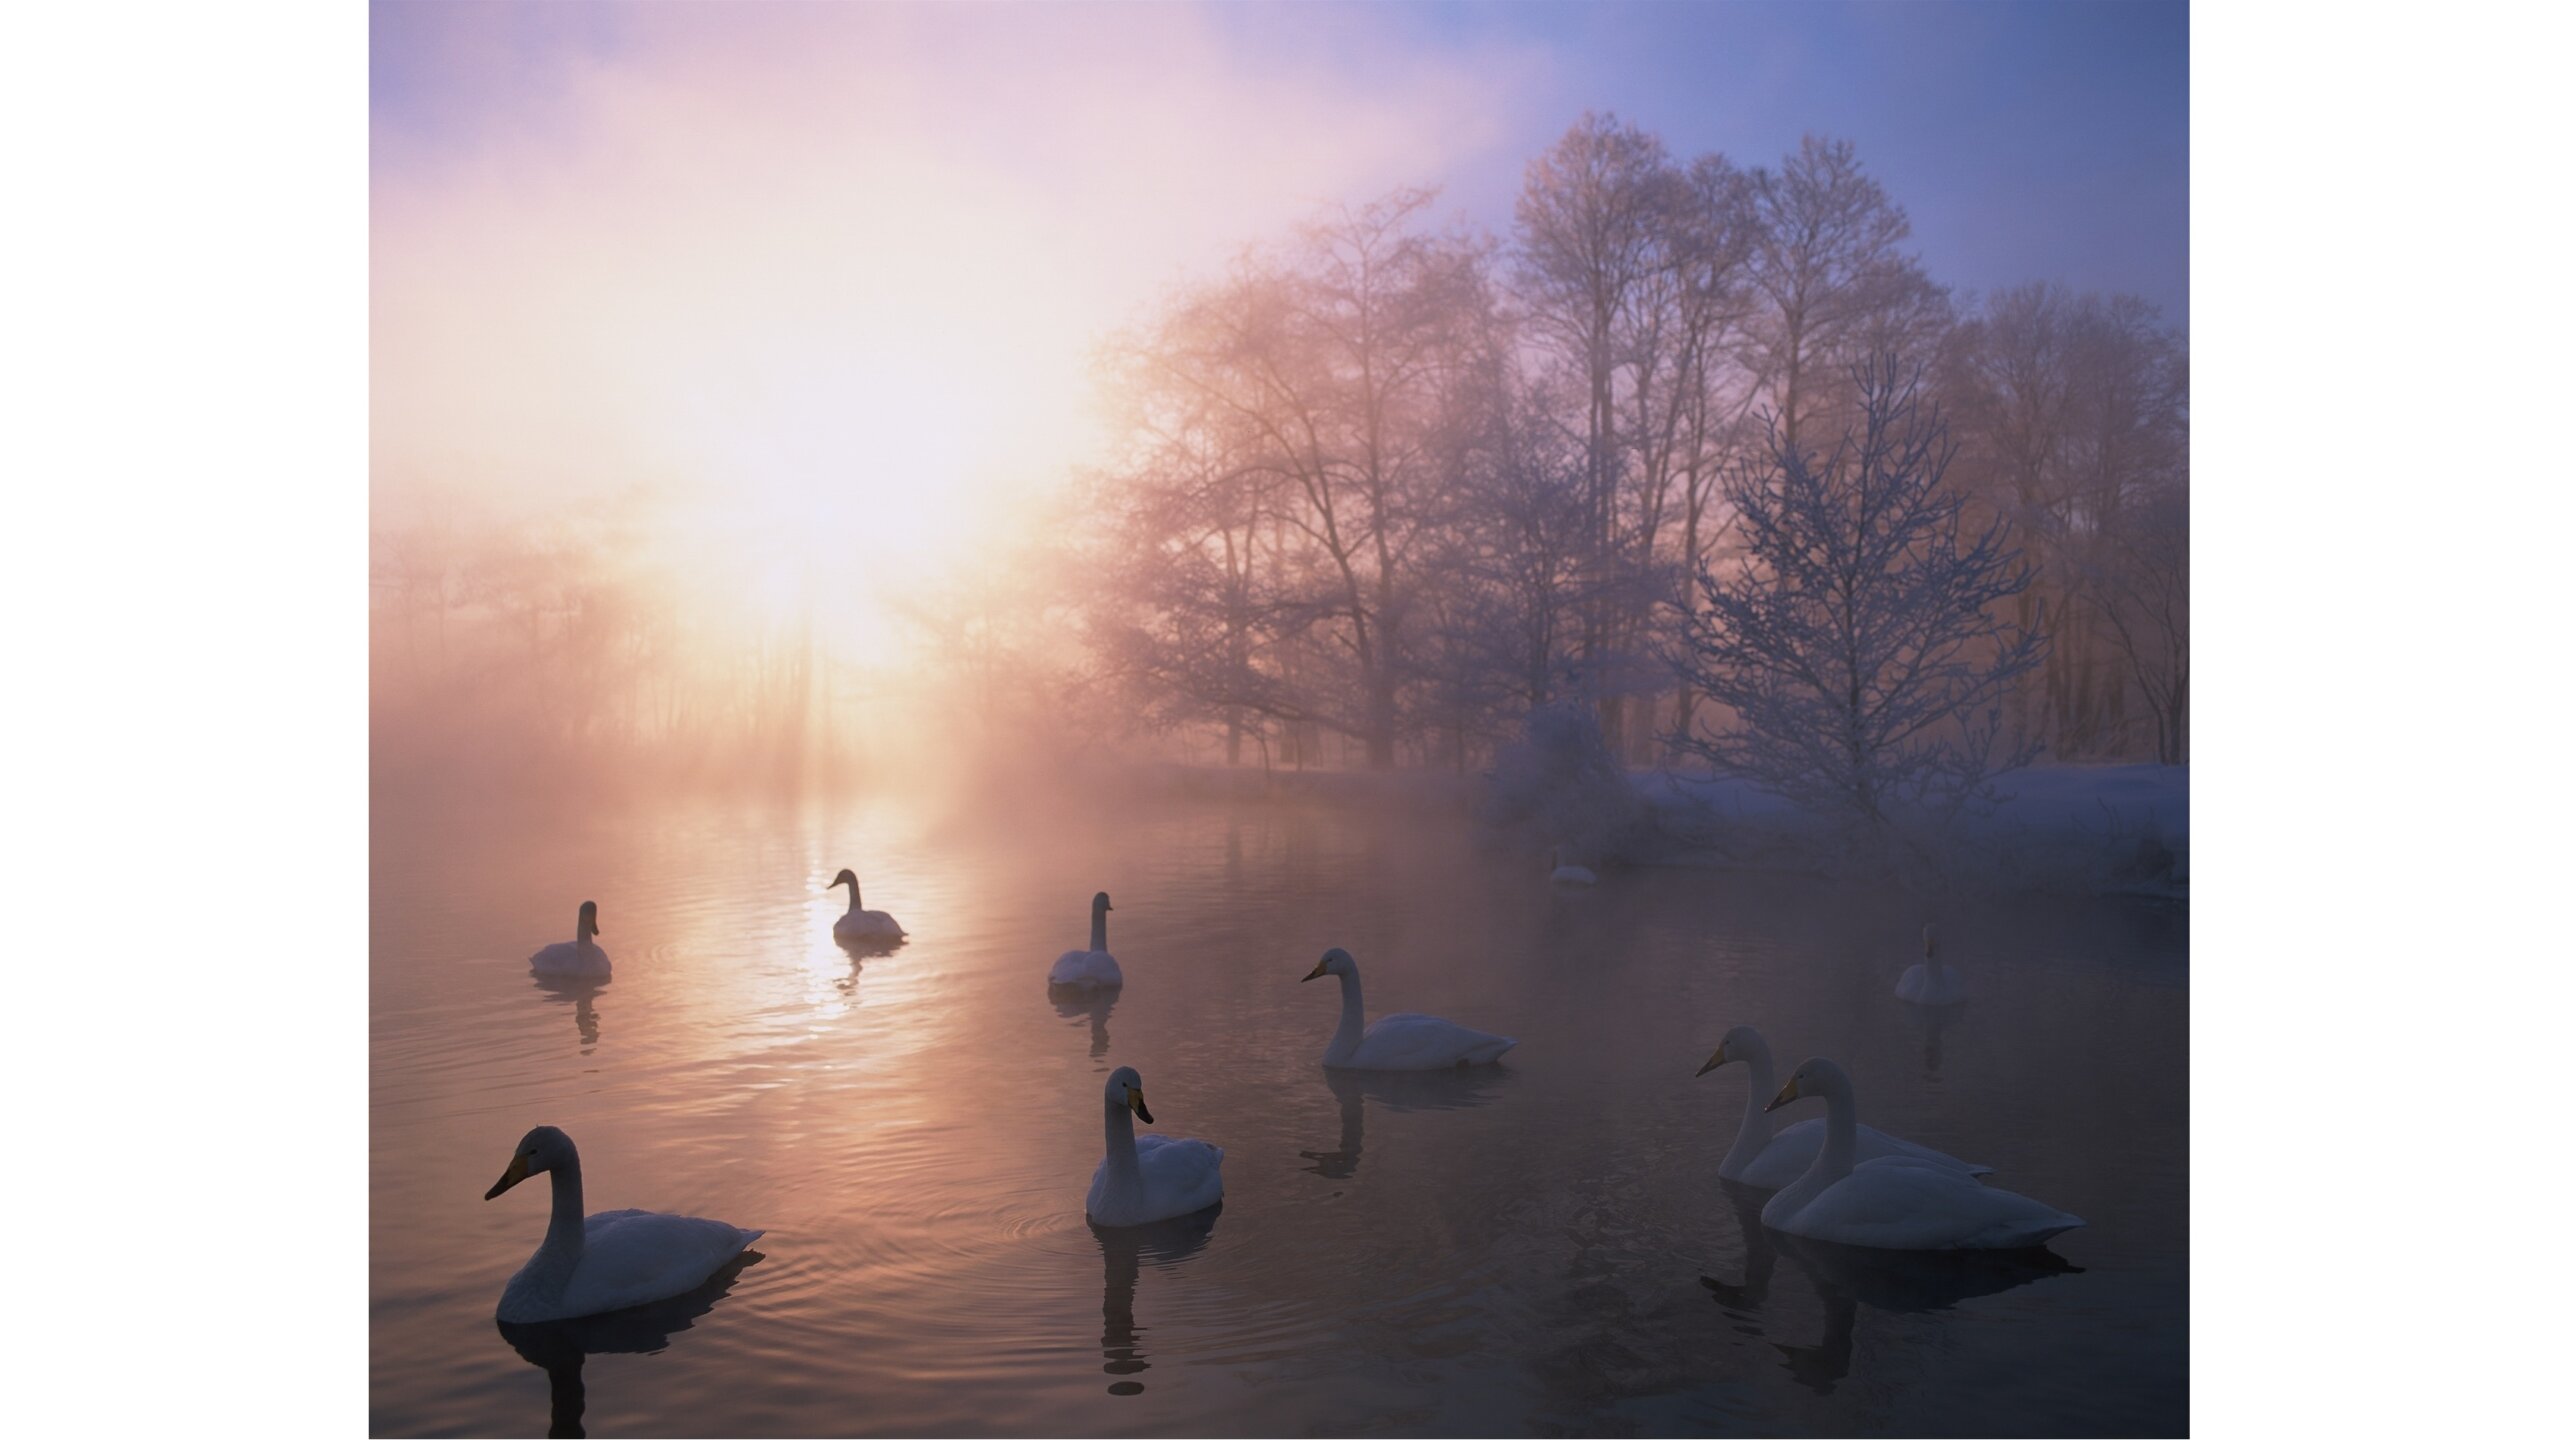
[531,902,610,978]
[1048,891,1123,992]
[1760,1060,2082,1250]
[1305,949,1516,1071]
[1548,849,1597,886]
[486,1127,762,1323]
[1086,1067,1224,1228]
[828,870,905,942]
[1699,1025,1990,1187]
[1894,926,1965,1005]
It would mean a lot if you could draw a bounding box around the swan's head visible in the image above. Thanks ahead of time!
[1766,1057,1853,1112]
[1301,947,1357,982]
[485,1125,576,1200]
[1092,891,1113,914]
[576,900,599,940]
[1696,1023,1769,1077]
[1104,1065,1152,1124]
[829,869,858,889]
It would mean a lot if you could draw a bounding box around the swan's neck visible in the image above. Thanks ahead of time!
[576,915,597,948]
[1806,1088,1860,1190]
[1326,969,1367,1066]
[1090,904,1109,954]
[1101,1099,1143,1203]
[1724,1050,1781,1166]
[535,1149,588,1273]
[844,880,863,916]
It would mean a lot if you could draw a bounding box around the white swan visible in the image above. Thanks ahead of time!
[1895,924,1965,1005]
[1697,1024,1990,1187]
[529,901,610,979]
[827,869,905,943]
[1302,947,1516,1070]
[1086,1066,1224,1227]
[1047,891,1123,993]
[1759,1059,2084,1250]
[1549,847,1597,886]
[483,1126,763,1322]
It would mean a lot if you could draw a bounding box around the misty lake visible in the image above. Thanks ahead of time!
[370,789,2186,1437]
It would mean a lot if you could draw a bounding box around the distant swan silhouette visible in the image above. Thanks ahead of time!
[828,869,905,943]
[1894,925,1965,1006]
[1048,891,1123,993]
[530,901,610,979]
[484,1126,763,1322]
[1549,847,1597,886]
[1086,1066,1224,1228]
[1301,948,1516,1070]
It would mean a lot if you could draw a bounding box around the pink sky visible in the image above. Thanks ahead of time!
[373,3,1548,649]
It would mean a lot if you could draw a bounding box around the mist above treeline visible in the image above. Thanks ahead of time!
[370,114,2185,812]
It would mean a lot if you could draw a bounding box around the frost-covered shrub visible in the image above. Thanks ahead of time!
[1479,701,1648,865]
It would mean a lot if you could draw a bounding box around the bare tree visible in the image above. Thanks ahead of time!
[2083,482,2189,762]
[1746,136,1949,452]
[1512,115,1761,759]
[1663,357,2045,833]
[1088,189,1504,768]
[1947,285,2186,758]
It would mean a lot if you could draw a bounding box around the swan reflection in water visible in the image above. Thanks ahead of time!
[1901,999,1962,1077]
[1699,1181,2079,1394]
[1050,990,1117,1061]
[1300,1065,1515,1179]
[1092,1204,1220,1396]
[497,1251,762,1437]
[529,973,605,1054]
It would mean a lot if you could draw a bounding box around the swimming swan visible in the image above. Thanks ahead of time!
[1894,924,1965,1006]
[1086,1066,1224,1227]
[484,1126,763,1322]
[1048,891,1122,992]
[1301,948,1517,1070]
[1759,1059,2083,1250]
[530,901,610,979]
[1549,848,1597,886]
[1697,1025,1990,1187]
[828,870,906,943]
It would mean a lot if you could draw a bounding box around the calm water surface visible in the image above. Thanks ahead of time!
[370,793,2187,1436]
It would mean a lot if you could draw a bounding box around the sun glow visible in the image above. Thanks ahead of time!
[374,2,1533,702]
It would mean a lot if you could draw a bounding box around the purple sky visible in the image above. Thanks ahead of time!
[375,0,2188,325]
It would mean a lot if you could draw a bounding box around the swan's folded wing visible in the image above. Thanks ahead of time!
[531,942,609,976]
[570,1210,763,1313]
[1048,949,1122,988]
[1854,1123,1994,1177]
[1354,1013,1518,1070]
[1134,1134,1225,1215]
[1797,1158,2080,1250]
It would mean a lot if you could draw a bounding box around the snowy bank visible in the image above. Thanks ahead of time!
[1631,764,2188,900]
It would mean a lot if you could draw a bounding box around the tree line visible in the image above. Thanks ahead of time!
[1080,113,2187,772]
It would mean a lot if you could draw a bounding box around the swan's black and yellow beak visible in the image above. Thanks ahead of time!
[1300,960,1328,982]
[1696,1042,1729,1077]
[1765,1077,1802,1113]
[1128,1088,1153,1125]
[485,1153,531,1200]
